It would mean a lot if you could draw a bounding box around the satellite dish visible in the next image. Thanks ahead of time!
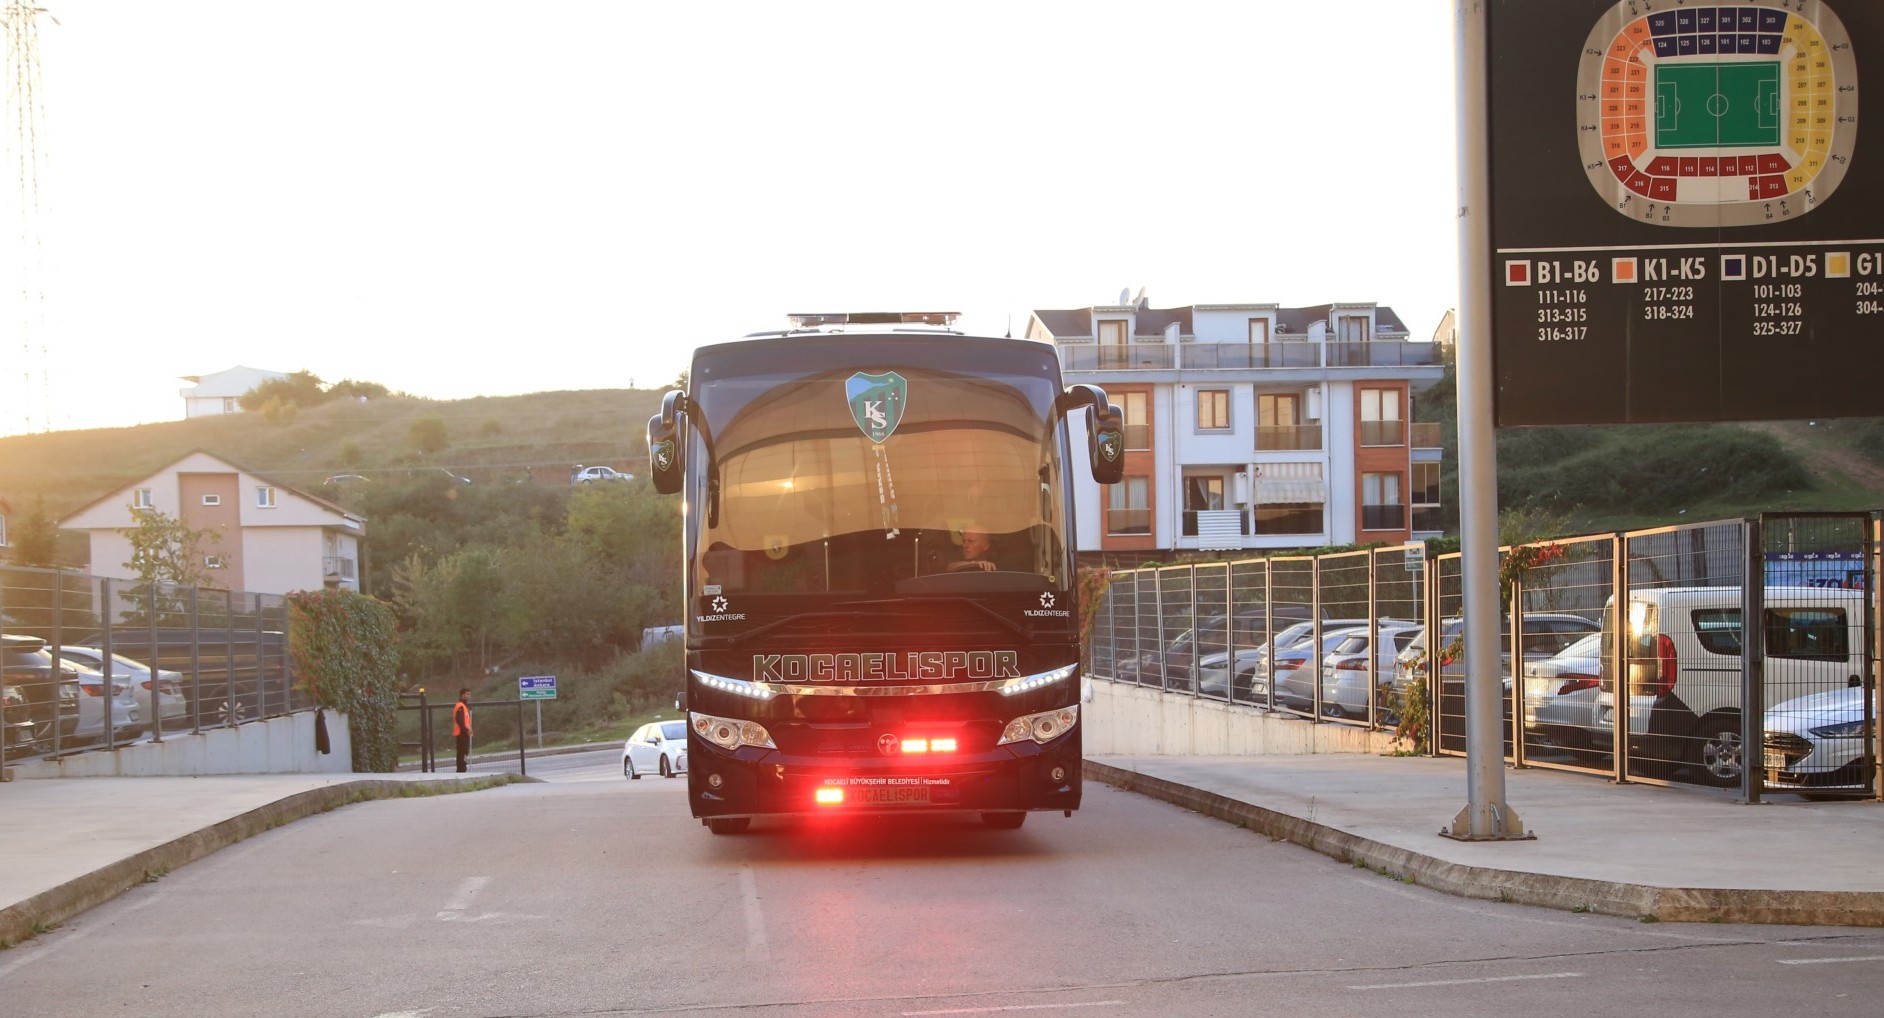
[1134,287,1147,307]
[1119,288,1130,305]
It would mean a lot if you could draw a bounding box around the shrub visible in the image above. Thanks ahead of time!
[287,589,401,772]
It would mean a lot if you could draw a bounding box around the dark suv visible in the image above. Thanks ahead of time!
[2,634,80,757]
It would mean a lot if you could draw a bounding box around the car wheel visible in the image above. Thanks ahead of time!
[707,817,750,835]
[981,812,1027,830]
[626,758,640,780]
[1693,714,1743,787]
[660,756,672,778]
[1321,702,1349,720]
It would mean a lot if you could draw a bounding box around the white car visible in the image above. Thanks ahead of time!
[1298,623,1425,719]
[1762,687,1873,798]
[623,719,688,779]
[55,646,187,731]
[572,465,633,484]
[1520,632,1605,748]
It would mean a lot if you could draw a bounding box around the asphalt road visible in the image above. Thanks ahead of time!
[3,748,1881,1017]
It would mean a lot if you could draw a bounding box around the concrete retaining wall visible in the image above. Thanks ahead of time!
[6,711,354,779]
[1083,680,1398,756]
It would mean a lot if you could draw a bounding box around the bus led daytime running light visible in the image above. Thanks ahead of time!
[691,669,778,701]
[999,664,1077,697]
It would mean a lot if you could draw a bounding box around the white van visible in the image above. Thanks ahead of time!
[1597,586,1868,786]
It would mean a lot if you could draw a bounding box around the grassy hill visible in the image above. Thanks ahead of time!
[0,388,668,519]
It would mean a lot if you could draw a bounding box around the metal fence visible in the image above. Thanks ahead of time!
[1,563,313,762]
[1086,512,1880,801]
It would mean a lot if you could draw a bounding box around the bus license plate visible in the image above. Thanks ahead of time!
[858,786,931,805]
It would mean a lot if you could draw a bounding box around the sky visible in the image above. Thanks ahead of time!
[1,1,1461,437]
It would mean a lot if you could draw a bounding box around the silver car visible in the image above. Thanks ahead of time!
[55,646,187,732]
[1519,632,1605,748]
[1294,624,1425,719]
[623,718,689,779]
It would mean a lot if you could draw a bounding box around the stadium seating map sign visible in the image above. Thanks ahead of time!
[1489,0,1879,425]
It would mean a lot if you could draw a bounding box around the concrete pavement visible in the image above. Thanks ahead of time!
[2,752,1881,951]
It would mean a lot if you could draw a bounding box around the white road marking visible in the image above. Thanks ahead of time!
[1349,972,1584,990]
[437,876,489,919]
[739,866,770,963]
[1777,955,1884,965]
[903,1003,1126,1016]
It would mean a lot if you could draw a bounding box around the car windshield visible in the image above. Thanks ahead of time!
[659,721,687,740]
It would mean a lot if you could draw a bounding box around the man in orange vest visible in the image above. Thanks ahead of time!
[453,688,473,772]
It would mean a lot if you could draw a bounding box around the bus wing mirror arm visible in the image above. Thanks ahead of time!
[648,391,721,524]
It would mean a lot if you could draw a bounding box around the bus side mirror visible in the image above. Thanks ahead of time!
[647,390,686,495]
[1058,383,1124,485]
[1089,402,1125,485]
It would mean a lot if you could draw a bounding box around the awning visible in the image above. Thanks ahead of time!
[1255,478,1326,504]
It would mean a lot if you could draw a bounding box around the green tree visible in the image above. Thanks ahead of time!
[238,370,327,412]
[119,508,221,623]
[11,495,59,567]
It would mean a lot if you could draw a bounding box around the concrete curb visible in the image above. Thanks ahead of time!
[1085,760,1884,927]
[0,775,521,949]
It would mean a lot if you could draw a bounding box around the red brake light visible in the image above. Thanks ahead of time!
[1334,657,1369,672]
[81,684,106,697]
[815,787,844,806]
[1653,633,1677,697]
[1556,674,1600,695]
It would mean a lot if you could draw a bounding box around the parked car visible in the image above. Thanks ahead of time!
[1197,617,1379,702]
[1394,612,1603,692]
[572,465,633,484]
[1762,686,1874,798]
[1597,586,1868,786]
[1519,631,1606,749]
[1123,606,1319,692]
[2,635,140,751]
[623,719,689,779]
[1311,625,1424,720]
[54,646,187,732]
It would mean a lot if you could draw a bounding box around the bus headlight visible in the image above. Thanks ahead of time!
[998,705,1079,746]
[692,711,776,750]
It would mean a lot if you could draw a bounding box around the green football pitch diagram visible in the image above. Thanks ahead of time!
[1575,0,1858,227]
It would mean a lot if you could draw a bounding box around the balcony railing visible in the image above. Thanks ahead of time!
[322,557,357,580]
[1410,422,1443,449]
[1058,340,1439,372]
[1182,509,1250,538]
[1124,423,1151,451]
[1106,508,1151,536]
[1410,505,1446,533]
[1361,504,1407,531]
[1359,420,1405,446]
[1254,424,1322,451]
[1254,506,1323,535]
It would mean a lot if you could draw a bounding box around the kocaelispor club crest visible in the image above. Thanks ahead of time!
[846,371,907,444]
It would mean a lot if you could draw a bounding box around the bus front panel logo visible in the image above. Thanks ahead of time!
[846,371,907,444]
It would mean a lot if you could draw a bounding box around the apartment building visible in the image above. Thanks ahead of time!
[1026,296,1447,557]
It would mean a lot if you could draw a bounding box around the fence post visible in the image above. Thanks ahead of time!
[1744,517,1766,804]
[97,578,112,752]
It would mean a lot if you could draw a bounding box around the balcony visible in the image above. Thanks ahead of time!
[1359,420,1405,446]
[322,557,357,581]
[1361,504,1407,531]
[1182,509,1250,538]
[1105,507,1151,536]
[1411,505,1446,533]
[1410,422,1443,449]
[1124,423,1151,451]
[1255,424,1322,451]
[1254,505,1323,535]
[1057,340,1441,372]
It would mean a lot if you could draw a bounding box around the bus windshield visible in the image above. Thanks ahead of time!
[689,362,1072,602]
